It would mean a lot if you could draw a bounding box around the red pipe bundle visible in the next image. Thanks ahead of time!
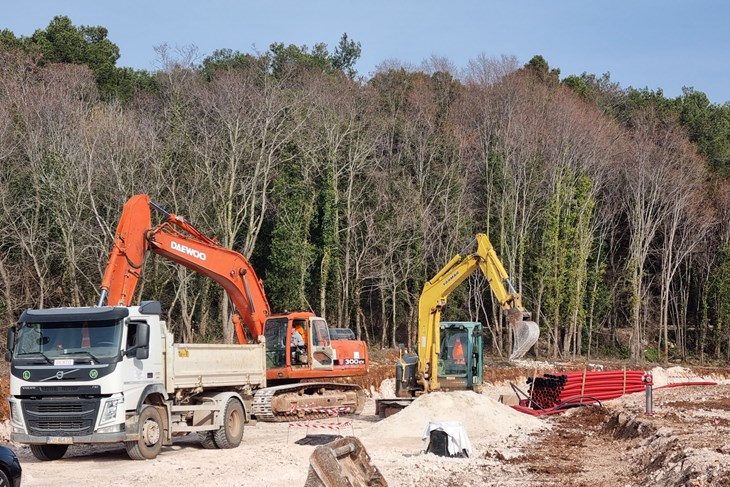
[524,369,648,410]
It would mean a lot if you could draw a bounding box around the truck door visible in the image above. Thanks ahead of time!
[309,319,334,371]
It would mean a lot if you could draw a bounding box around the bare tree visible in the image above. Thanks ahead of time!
[655,136,714,361]
[621,110,678,361]
[187,67,307,342]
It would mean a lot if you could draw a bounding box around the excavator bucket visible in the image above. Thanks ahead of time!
[510,320,539,360]
[305,437,387,487]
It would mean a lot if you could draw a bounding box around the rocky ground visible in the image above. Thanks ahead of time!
[2,359,730,486]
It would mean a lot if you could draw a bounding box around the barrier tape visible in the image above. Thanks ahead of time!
[288,421,352,429]
[287,406,353,415]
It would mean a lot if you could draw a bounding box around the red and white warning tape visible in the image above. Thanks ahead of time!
[288,421,352,429]
[288,406,353,415]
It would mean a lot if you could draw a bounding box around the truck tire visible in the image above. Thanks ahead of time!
[30,444,68,461]
[213,398,244,449]
[197,431,219,449]
[125,405,163,460]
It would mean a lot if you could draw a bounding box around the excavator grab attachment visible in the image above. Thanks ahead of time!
[305,437,387,487]
[510,319,540,360]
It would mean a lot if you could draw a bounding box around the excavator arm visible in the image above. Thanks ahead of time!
[417,234,538,391]
[99,194,270,342]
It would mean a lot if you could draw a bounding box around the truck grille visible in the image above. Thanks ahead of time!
[22,398,100,436]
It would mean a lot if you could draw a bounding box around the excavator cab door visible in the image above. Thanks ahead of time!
[309,318,334,371]
[264,317,288,369]
[437,322,483,392]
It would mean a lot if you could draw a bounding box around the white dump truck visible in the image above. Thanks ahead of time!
[5,300,266,460]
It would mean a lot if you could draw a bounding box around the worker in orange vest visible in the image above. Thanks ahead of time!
[452,335,465,365]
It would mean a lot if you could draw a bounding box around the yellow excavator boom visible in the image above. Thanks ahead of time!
[417,234,539,392]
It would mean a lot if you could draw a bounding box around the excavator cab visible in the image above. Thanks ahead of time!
[394,322,483,398]
[438,322,483,392]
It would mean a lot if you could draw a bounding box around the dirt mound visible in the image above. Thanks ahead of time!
[604,411,656,440]
[629,427,730,486]
[361,391,544,443]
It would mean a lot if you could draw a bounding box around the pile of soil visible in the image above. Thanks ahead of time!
[361,390,544,445]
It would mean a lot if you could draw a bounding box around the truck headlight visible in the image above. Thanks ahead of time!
[9,400,23,428]
[99,397,123,426]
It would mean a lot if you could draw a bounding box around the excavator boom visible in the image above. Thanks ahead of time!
[99,195,369,421]
[412,234,539,393]
[99,194,270,342]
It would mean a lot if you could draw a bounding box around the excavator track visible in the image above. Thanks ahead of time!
[252,383,366,422]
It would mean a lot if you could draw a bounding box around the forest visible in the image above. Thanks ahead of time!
[2,16,730,364]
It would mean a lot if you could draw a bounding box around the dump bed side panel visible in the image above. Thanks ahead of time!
[167,343,266,392]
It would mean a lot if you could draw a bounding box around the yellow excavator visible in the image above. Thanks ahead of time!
[392,234,539,400]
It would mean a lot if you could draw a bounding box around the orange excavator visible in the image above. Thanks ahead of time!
[99,195,367,421]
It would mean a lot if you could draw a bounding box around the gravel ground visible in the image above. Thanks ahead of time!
[6,364,730,486]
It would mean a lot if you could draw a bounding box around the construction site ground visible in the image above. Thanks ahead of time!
[2,355,730,487]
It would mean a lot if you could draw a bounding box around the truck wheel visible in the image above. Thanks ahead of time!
[30,444,68,461]
[213,398,244,449]
[125,405,163,460]
[197,431,219,449]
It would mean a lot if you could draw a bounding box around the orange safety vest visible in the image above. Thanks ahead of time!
[453,340,465,364]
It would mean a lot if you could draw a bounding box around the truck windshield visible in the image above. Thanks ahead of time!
[14,319,123,361]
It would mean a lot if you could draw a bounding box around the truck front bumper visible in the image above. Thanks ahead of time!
[12,431,129,444]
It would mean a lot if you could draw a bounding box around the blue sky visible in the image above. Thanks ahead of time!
[4,1,729,103]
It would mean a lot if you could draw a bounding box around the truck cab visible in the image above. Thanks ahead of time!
[6,300,265,461]
[6,302,159,458]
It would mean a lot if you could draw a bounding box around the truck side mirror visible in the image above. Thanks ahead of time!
[125,322,150,360]
[134,323,150,360]
[5,327,16,362]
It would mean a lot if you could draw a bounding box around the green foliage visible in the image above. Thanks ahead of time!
[31,16,120,93]
[0,16,154,102]
[331,33,362,79]
[200,48,259,80]
[369,68,413,116]
[266,149,317,311]
[524,55,560,84]
[2,17,729,361]
[643,347,660,363]
[105,66,158,100]
[708,244,730,357]
[532,167,598,357]
[0,28,26,52]
[563,71,730,178]
[315,158,340,317]
[562,72,623,117]
[267,33,361,79]
[677,88,730,176]
[272,41,327,75]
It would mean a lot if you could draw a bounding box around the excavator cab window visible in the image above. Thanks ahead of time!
[264,318,288,369]
[439,328,469,376]
[310,319,331,347]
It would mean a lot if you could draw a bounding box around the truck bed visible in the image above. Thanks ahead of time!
[166,343,266,392]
